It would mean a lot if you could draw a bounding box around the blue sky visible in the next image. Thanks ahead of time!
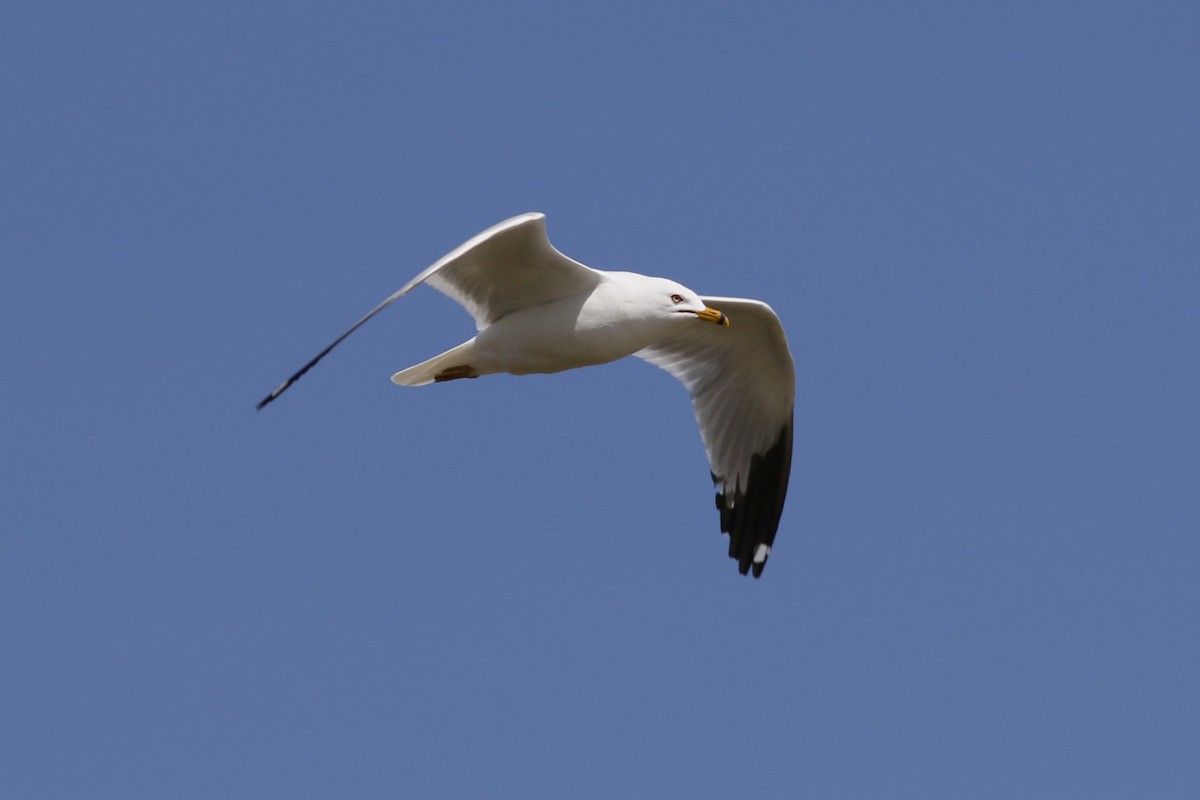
[3,1,1198,797]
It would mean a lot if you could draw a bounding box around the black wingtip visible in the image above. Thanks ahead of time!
[254,287,409,414]
[255,379,292,411]
[733,556,766,579]
[713,419,793,578]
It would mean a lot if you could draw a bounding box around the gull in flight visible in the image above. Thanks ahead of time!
[258,213,795,577]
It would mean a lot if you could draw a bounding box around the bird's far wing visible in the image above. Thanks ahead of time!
[636,297,795,577]
[400,212,600,330]
[255,213,597,410]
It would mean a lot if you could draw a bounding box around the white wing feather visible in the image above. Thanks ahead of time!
[400,213,599,329]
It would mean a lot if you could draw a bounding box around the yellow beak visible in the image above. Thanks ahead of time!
[694,307,730,327]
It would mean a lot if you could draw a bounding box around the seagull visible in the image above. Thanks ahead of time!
[258,213,795,577]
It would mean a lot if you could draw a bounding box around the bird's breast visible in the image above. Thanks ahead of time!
[473,294,651,376]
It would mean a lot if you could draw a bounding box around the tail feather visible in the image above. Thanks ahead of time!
[391,339,477,386]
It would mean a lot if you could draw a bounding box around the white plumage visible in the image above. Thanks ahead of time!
[258,213,795,577]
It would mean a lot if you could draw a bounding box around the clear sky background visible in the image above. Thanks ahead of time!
[3,2,1198,797]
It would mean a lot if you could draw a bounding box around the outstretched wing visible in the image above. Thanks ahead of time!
[636,297,795,577]
[402,212,600,329]
[256,213,597,409]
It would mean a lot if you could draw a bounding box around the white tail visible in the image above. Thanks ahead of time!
[390,339,478,386]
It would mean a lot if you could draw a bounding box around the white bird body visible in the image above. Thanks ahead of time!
[395,272,716,383]
[259,213,795,577]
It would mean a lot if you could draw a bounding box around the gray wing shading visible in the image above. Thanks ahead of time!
[636,297,795,577]
[400,212,601,329]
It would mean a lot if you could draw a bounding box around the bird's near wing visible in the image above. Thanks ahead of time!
[636,297,795,577]
[400,212,600,330]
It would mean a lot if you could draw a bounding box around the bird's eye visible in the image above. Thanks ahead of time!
[670,293,684,304]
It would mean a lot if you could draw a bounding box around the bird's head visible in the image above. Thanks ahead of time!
[653,278,730,327]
